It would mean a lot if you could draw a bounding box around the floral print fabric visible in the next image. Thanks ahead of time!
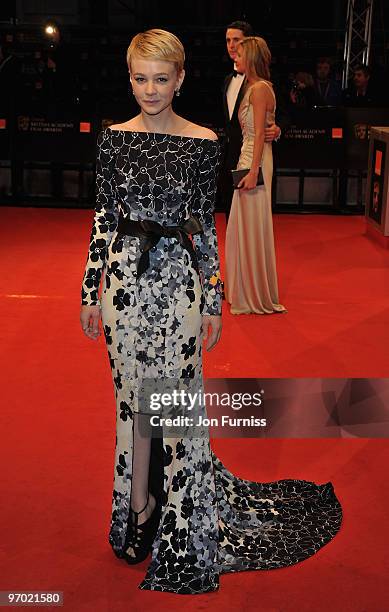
[81,129,342,594]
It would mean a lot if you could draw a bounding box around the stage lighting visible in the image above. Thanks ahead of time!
[43,22,60,49]
[45,24,57,36]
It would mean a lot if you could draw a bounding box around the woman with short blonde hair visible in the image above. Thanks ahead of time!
[126,28,185,73]
[80,27,342,596]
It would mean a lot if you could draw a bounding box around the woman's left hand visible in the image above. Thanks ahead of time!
[202,315,222,351]
[238,170,259,191]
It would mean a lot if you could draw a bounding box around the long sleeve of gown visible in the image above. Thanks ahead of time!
[81,130,119,306]
[191,139,223,316]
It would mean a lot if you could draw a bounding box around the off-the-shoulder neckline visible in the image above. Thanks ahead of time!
[105,127,219,143]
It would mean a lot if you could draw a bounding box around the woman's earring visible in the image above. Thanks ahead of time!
[175,88,181,97]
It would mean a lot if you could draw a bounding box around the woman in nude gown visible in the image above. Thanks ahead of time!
[225,37,287,315]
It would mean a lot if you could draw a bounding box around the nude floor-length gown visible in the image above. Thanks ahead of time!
[225,81,287,315]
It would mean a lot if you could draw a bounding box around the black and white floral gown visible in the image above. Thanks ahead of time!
[81,128,343,595]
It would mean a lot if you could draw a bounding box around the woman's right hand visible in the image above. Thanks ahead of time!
[80,305,102,340]
[238,170,259,191]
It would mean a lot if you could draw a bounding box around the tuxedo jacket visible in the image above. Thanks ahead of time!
[222,72,246,171]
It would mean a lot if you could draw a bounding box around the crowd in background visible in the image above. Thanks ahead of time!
[286,57,384,109]
[0,33,387,126]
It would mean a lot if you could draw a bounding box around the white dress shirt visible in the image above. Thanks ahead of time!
[226,64,245,120]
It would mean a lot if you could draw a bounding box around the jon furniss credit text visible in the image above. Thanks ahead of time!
[149,415,267,427]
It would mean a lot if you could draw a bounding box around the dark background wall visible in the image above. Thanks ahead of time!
[1,0,388,128]
[0,0,350,28]
[1,0,388,208]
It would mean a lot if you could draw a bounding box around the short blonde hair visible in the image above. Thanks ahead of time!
[127,28,185,73]
[239,36,271,81]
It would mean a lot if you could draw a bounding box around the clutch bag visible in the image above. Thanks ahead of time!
[231,168,264,189]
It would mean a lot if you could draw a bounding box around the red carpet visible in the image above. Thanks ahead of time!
[1,206,389,611]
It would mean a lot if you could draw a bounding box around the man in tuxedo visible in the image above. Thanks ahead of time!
[220,21,284,221]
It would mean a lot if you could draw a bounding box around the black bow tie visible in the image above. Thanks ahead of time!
[233,69,244,77]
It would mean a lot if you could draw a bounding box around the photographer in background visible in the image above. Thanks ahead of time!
[289,71,315,109]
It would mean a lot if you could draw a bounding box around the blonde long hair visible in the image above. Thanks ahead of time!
[239,36,272,82]
[126,28,185,73]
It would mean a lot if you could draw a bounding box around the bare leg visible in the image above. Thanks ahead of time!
[131,412,156,524]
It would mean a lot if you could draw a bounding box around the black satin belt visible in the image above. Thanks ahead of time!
[116,214,203,279]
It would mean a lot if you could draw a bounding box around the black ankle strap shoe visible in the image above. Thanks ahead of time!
[123,493,162,565]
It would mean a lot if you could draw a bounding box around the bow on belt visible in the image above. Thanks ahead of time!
[116,213,204,279]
